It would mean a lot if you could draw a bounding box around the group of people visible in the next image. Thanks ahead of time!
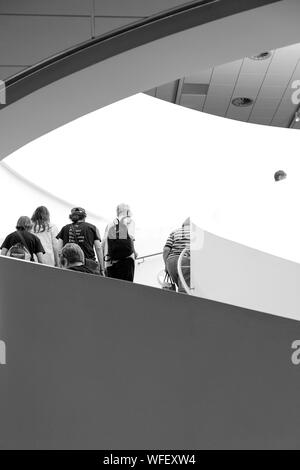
[0,203,191,292]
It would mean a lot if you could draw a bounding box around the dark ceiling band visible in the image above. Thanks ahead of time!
[0,0,281,109]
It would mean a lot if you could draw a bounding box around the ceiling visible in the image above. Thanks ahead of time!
[0,0,191,80]
[2,0,298,130]
[146,43,300,129]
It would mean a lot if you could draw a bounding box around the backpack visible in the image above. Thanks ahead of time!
[7,232,34,262]
[107,218,134,261]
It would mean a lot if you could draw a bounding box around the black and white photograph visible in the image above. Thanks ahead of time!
[0,0,300,457]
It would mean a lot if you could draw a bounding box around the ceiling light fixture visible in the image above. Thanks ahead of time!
[295,110,300,123]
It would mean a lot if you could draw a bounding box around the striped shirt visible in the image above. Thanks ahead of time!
[164,226,190,259]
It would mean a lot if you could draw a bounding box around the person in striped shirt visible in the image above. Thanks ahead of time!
[163,218,190,293]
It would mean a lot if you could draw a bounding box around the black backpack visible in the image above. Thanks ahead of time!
[107,219,134,261]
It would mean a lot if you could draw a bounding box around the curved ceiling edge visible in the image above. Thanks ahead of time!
[0,0,280,109]
[0,0,299,160]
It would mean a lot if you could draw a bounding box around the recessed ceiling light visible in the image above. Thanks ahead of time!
[232,97,254,107]
[250,52,271,60]
[295,110,300,123]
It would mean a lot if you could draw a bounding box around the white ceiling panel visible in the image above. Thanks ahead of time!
[232,73,265,96]
[155,82,178,102]
[144,88,157,97]
[179,94,206,111]
[271,60,300,127]
[0,16,90,65]
[211,60,243,85]
[184,69,213,84]
[226,105,254,122]
[95,0,191,17]
[240,53,274,75]
[203,85,234,117]
[267,47,300,75]
[150,44,300,128]
[271,93,297,128]
[248,97,283,125]
[202,62,242,116]
[226,74,264,121]
[263,72,298,87]
[0,1,91,15]
[259,85,289,98]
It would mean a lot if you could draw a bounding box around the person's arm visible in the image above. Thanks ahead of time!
[1,235,11,256]
[127,220,138,258]
[101,225,108,255]
[55,228,64,266]
[56,238,63,255]
[163,232,174,268]
[51,226,60,267]
[34,236,46,264]
[36,252,44,264]
[163,247,171,264]
[94,240,104,275]
[53,243,60,267]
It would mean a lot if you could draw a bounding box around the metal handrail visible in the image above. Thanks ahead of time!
[177,247,192,295]
[137,252,163,262]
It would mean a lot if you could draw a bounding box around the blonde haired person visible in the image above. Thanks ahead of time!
[102,203,137,282]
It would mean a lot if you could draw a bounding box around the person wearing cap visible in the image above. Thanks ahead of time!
[56,207,104,275]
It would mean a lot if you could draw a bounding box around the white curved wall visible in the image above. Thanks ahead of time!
[5,94,300,265]
[191,226,300,320]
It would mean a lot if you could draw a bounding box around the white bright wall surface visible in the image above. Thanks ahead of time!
[2,93,300,267]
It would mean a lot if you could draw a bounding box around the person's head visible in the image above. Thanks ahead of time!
[274,170,287,182]
[60,243,85,269]
[16,216,32,232]
[182,217,190,228]
[31,206,50,233]
[69,207,87,223]
[116,203,132,219]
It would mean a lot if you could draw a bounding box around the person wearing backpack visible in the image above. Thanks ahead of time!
[102,203,137,282]
[56,207,104,275]
[1,216,45,263]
